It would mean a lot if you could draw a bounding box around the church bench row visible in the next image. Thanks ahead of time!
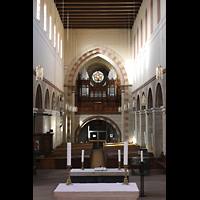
[40,143,93,169]
[103,143,140,169]
[157,151,166,173]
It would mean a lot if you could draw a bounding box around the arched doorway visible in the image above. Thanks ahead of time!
[75,116,121,147]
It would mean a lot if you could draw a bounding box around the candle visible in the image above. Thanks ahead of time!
[81,149,84,162]
[67,142,71,166]
[141,150,143,162]
[124,142,128,165]
[118,149,121,162]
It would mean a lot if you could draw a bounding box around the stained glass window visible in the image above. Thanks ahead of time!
[92,71,104,83]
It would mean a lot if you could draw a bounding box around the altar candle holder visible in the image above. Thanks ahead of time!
[66,165,72,185]
[118,162,121,170]
[81,162,84,170]
[122,165,129,185]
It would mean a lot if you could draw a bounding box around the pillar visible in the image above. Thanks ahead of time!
[134,111,140,144]
[71,87,75,143]
[152,107,163,157]
[144,109,153,152]
[139,110,146,148]
[121,88,125,142]
[161,106,166,154]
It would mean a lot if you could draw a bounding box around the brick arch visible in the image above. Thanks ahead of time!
[74,116,121,143]
[65,46,129,86]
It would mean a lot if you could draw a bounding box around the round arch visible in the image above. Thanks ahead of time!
[74,116,122,143]
[65,46,129,87]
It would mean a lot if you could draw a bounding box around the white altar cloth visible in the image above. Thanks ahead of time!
[71,168,129,176]
[54,183,139,200]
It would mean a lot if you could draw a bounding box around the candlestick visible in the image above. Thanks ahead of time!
[67,143,71,166]
[122,165,129,185]
[141,150,143,162]
[118,162,121,170]
[118,149,121,162]
[81,149,84,162]
[66,165,72,185]
[124,142,128,165]
[81,162,84,170]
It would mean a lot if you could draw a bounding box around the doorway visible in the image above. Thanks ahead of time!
[78,120,118,149]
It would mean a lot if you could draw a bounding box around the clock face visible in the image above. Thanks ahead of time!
[92,71,104,83]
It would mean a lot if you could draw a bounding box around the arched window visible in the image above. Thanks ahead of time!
[157,0,161,23]
[57,29,60,54]
[134,35,135,59]
[141,19,143,48]
[151,0,153,34]
[44,0,47,31]
[60,37,62,59]
[49,8,52,40]
[54,19,56,48]
[145,9,148,42]
[137,27,139,55]
[36,0,40,21]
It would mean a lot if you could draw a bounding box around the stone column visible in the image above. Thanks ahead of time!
[152,107,163,157]
[71,87,75,143]
[144,109,153,152]
[161,106,166,154]
[139,110,145,147]
[134,111,140,144]
[121,88,125,142]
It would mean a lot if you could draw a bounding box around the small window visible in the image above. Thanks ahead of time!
[57,31,60,53]
[54,20,56,47]
[49,8,52,40]
[60,38,62,59]
[44,0,47,31]
[36,0,40,21]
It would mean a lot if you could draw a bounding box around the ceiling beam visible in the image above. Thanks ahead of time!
[56,5,140,9]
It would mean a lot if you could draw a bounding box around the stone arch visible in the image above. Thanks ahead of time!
[147,87,153,109]
[155,82,163,107]
[65,45,129,86]
[74,116,121,143]
[35,84,42,109]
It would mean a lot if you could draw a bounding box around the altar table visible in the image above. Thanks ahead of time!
[70,168,129,183]
[54,183,139,200]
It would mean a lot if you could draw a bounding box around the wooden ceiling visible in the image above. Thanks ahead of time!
[54,0,143,29]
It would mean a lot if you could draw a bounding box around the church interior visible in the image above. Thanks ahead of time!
[33,0,166,199]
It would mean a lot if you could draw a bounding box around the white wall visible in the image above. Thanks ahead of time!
[33,0,64,92]
[131,0,166,91]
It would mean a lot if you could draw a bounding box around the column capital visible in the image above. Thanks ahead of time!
[138,110,145,114]
[144,109,152,114]
[151,107,162,113]
[160,106,166,112]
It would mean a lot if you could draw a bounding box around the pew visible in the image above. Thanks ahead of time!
[157,151,166,173]
[40,143,93,169]
[103,143,140,169]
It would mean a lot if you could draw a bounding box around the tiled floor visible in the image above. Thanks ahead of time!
[33,169,166,200]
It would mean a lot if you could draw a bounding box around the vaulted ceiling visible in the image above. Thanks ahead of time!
[54,0,143,29]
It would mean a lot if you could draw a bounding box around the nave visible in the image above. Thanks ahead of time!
[33,169,166,200]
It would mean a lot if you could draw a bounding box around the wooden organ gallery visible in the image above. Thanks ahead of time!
[76,67,121,114]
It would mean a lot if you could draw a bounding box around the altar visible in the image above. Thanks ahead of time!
[54,183,139,200]
[70,168,129,183]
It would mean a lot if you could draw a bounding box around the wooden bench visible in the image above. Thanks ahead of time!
[157,151,166,173]
[40,143,93,169]
[103,143,140,169]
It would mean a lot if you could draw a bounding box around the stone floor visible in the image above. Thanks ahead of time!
[33,169,166,200]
